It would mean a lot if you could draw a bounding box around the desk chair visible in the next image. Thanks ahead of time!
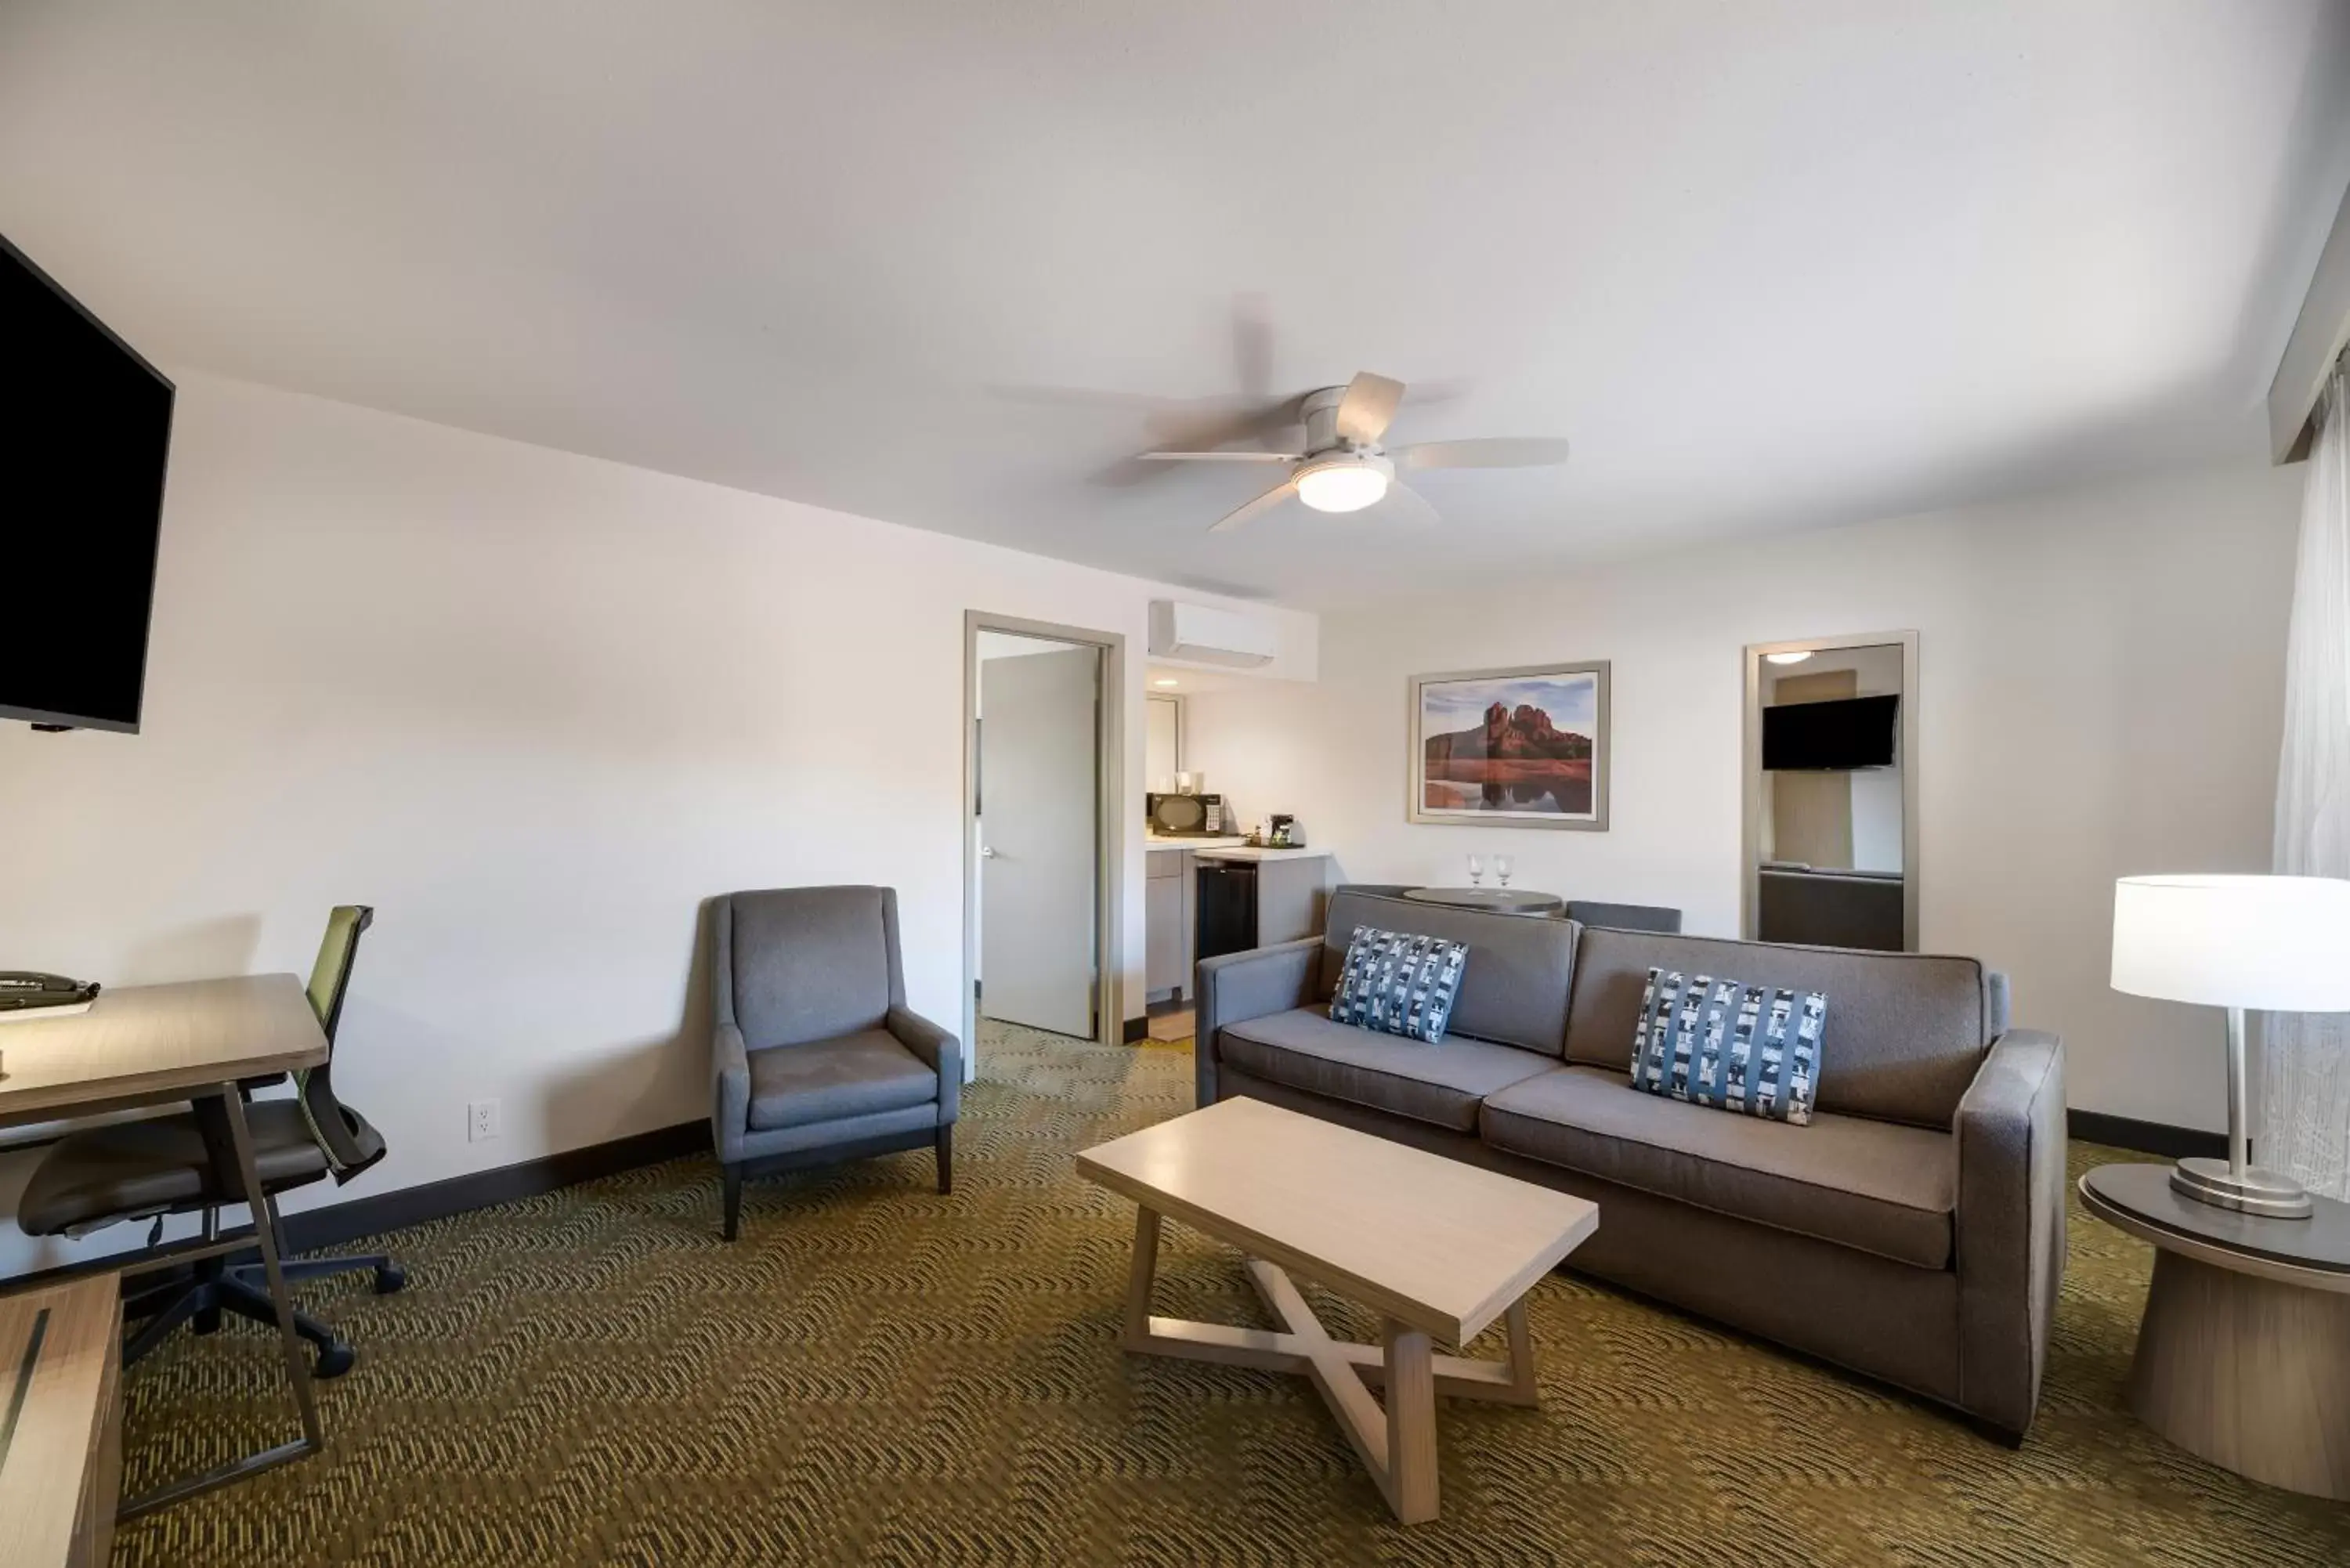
[16,907,402,1378]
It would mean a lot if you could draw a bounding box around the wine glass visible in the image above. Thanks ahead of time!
[1494,854,1514,888]
[1466,854,1484,887]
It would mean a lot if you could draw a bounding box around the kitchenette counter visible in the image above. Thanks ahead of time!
[1191,845,1330,863]
[1144,838,1331,1002]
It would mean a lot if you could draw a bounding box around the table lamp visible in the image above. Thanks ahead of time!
[2111,874,2350,1219]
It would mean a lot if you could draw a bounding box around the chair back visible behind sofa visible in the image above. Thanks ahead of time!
[1317,888,1581,1057]
[1562,927,2012,1129]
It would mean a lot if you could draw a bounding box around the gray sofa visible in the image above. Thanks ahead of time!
[1195,889,2066,1440]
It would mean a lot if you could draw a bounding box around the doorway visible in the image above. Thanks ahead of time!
[1742,632,1919,952]
[964,612,1126,1071]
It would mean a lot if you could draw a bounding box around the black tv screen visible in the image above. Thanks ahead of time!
[1,233,175,732]
[1763,693,1899,771]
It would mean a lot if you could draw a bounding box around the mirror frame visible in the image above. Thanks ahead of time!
[1741,631,1921,951]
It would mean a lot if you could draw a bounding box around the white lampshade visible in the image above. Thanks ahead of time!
[2111,874,2350,1013]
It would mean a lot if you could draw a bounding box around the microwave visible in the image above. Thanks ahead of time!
[1147,792,1226,836]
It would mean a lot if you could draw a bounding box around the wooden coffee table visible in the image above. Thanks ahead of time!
[1076,1096,1599,1523]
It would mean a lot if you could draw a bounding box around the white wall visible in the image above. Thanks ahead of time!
[0,374,1314,1271]
[1184,464,2302,1133]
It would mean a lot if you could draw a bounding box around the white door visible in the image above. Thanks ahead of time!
[980,645,1100,1038]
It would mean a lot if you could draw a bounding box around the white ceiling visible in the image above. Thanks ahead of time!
[4,2,2345,609]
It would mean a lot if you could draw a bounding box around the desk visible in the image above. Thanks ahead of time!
[0,974,329,1519]
[0,1277,121,1568]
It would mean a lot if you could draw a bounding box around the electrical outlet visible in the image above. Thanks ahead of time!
[468,1098,501,1143]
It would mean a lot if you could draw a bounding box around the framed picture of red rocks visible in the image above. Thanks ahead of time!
[1408,661,1611,830]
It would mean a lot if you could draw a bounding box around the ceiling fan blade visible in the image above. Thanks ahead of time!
[1209,480,1297,533]
[1379,482,1442,526]
[1140,450,1301,462]
[1394,437,1573,470]
[1335,371,1406,444]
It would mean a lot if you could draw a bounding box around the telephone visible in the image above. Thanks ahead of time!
[0,971,101,1013]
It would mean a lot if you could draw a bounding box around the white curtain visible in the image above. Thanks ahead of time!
[2262,365,2350,1198]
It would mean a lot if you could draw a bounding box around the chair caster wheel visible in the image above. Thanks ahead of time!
[373,1265,407,1295]
[314,1341,357,1379]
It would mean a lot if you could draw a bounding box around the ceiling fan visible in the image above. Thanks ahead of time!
[1141,372,1571,533]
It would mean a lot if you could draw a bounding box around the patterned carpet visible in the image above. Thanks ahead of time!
[111,1024,2350,1567]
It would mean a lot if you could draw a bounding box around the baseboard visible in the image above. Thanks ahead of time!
[2067,1110,2225,1162]
[2,1118,714,1297]
[284,1118,711,1252]
[1123,1016,1148,1044]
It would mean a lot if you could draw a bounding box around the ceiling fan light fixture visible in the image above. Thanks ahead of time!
[1293,453,1394,514]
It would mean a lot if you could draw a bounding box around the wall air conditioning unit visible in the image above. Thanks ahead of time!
[1148,600,1278,669]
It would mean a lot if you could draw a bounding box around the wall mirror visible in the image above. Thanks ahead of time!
[1742,632,1919,952]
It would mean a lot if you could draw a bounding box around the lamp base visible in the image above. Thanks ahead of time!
[2170,1158,2314,1219]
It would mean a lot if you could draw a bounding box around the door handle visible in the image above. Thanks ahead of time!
[979,846,998,858]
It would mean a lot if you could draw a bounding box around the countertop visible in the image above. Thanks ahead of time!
[1142,836,1329,862]
[1192,845,1330,863]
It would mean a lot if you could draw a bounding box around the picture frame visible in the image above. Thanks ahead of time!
[1408,661,1611,830]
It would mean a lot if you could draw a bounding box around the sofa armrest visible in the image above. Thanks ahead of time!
[712,1020,751,1164]
[1953,1027,2066,1439]
[888,1006,963,1125]
[1194,936,1322,1106]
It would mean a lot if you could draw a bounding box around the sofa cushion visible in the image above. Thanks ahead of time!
[747,1029,938,1131]
[1632,969,1827,1125]
[1565,927,2003,1129]
[1481,1064,1955,1268]
[1219,1006,1556,1132]
[1329,926,1470,1043]
[1314,889,1579,1056]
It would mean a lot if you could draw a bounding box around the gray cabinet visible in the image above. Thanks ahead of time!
[1146,849,1194,999]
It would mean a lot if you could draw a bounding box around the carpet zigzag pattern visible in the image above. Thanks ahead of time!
[111,1025,2350,1566]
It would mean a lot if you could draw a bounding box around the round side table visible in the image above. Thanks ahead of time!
[2079,1162,2350,1500]
[1399,887,1565,917]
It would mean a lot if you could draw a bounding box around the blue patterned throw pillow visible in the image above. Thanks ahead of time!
[1629,968,1825,1125]
[1329,925,1470,1045]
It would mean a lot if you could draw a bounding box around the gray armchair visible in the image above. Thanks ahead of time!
[710,886,962,1239]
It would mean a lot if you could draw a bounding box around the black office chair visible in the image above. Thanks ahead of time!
[16,906,402,1378]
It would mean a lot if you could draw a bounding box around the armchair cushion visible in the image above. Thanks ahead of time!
[747,1031,939,1132]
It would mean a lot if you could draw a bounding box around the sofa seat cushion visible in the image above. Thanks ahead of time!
[1481,1064,1955,1268]
[748,1029,938,1131]
[1218,1007,1555,1132]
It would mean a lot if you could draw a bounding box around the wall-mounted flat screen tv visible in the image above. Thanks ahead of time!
[0,233,175,733]
[1762,693,1899,771]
